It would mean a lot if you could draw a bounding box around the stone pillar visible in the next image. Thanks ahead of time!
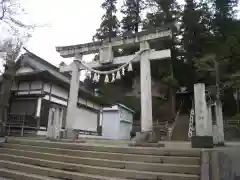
[215,102,224,145]
[192,83,213,148]
[212,124,219,145]
[211,103,218,145]
[65,59,81,138]
[207,103,213,136]
[140,41,152,132]
[194,83,208,136]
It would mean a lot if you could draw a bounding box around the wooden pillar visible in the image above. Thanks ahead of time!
[35,98,42,117]
[140,41,153,132]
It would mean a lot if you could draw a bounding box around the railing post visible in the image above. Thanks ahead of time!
[21,113,25,137]
[8,125,10,136]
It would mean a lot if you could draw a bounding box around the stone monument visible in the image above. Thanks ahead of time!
[191,83,224,148]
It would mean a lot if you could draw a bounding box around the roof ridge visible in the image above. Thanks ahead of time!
[23,47,60,71]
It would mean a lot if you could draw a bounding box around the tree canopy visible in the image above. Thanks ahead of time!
[89,0,240,119]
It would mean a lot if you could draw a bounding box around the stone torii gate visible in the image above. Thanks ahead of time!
[56,27,172,140]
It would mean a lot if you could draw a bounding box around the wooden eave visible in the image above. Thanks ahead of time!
[14,71,109,105]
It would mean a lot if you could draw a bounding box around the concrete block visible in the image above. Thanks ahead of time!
[191,136,213,148]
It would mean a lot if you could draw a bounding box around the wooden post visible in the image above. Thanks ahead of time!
[21,113,25,137]
[140,41,153,132]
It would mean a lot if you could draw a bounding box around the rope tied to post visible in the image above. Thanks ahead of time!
[75,48,150,83]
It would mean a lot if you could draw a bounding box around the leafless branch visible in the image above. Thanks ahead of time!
[0,37,23,63]
[0,0,7,20]
[0,0,40,39]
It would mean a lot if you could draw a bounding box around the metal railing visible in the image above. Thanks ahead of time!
[226,120,240,125]
[224,119,240,132]
[6,113,39,136]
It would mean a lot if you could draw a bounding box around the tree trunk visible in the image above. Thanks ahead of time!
[0,59,15,136]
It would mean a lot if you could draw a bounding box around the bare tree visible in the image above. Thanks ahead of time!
[0,0,39,136]
[0,0,37,39]
[0,38,23,136]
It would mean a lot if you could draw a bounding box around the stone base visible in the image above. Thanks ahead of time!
[0,136,7,147]
[191,136,214,148]
[214,142,225,147]
[62,129,75,140]
[129,131,164,147]
[46,129,76,141]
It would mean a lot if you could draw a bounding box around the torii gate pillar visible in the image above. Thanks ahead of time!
[140,41,153,132]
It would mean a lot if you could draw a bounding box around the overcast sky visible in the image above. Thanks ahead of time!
[22,0,185,66]
[23,0,105,65]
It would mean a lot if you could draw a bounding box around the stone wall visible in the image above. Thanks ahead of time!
[208,147,240,180]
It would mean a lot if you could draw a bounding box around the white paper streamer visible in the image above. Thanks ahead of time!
[128,62,133,71]
[104,74,109,83]
[116,70,121,79]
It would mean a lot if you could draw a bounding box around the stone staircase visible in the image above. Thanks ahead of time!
[171,115,190,141]
[0,138,201,180]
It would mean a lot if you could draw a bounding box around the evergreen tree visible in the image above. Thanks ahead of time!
[213,0,238,36]
[94,0,120,42]
[181,0,212,87]
[143,0,181,117]
[185,0,240,116]
[143,0,180,29]
[121,0,145,33]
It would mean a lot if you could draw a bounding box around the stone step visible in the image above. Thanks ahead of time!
[0,149,200,175]
[6,138,201,157]
[0,159,200,180]
[0,168,59,180]
[3,143,200,165]
[171,115,190,141]
[0,161,125,180]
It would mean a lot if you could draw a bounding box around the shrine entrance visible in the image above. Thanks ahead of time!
[56,25,224,146]
[56,27,172,142]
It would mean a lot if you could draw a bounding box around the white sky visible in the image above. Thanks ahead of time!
[23,0,105,65]
[21,0,185,66]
